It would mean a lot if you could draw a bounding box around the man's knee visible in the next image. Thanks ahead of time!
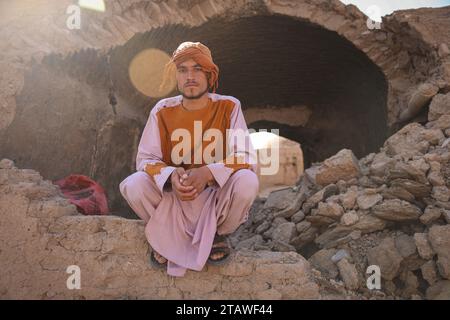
[231,169,259,202]
[119,171,156,203]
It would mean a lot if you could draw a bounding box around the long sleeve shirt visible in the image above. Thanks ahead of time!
[136,92,258,192]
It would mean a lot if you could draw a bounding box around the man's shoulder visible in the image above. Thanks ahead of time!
[150,93,241,115]
[209,93,241,108]
[150,95,182,115]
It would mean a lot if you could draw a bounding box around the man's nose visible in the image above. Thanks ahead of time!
[187,69,195,79]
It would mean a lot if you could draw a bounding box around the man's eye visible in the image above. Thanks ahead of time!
[195,67,202,71]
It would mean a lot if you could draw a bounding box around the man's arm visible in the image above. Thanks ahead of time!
[206,98,258,188]
[136,101,176,192]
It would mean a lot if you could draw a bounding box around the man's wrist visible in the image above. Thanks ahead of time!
[203,166,215,185]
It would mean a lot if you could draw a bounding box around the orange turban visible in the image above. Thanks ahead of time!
[159,41,219,93]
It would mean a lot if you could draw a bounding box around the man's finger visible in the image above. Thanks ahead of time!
[176,168,189,182]
[173,178,195,192]
[179,187,197,198]
[180,179,189,187]
[175,183,195,193]
[176,167,186,176]
[180,192,199,201]
[180,193,195,201]
[184,175,196,186]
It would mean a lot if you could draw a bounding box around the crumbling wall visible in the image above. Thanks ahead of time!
[0,159,319,299]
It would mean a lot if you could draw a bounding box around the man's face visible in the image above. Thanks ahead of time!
[176,58,209,99]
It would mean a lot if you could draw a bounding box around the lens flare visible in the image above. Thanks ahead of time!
[129,48,176,98]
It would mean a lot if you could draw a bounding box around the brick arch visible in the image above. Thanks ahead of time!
[0,0,449,215]
[1,0,448,129]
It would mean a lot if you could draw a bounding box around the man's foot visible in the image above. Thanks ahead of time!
[207,234,231,265]
[150,250,167,269]
[154,251,167,264]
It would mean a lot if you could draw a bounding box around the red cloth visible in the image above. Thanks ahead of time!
[53,175,109,215]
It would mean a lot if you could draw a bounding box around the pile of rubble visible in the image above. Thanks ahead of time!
[230,92,450,299]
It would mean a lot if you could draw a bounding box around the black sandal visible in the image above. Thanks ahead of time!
[149,250,167,269]
[207,234,232,266]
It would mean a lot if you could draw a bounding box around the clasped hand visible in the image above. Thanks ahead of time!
[170,166,213,201]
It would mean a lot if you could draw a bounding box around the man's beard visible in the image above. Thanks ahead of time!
[179,85,209,100]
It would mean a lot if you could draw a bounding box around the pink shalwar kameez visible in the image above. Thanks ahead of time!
[119,93,259,277]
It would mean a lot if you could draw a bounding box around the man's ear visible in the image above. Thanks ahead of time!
[206,72,212,91]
